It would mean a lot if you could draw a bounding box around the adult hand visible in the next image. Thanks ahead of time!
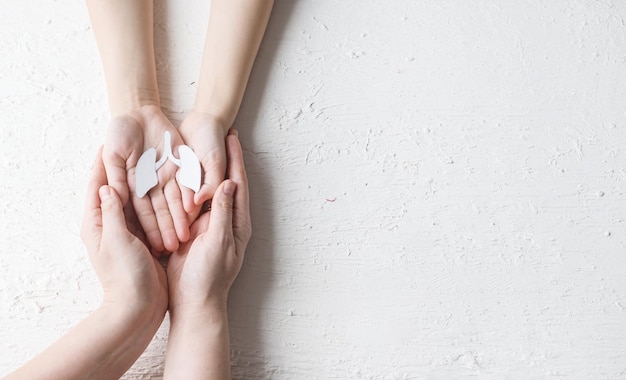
[167,130,251,313]
[163,131,250,379]
[82,148,168,314]
[103,105,190,254]
[3,150,169,380]
[179,111,228,214]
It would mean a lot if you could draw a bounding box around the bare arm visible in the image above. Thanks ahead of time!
[164,132,251,379]
[3,306,163,380]
[3,151,168,379]
[179,0,273,208]
[86,0,159,115]
[193,0,275,130]
[165,308,231,379]
[86,0,193,254]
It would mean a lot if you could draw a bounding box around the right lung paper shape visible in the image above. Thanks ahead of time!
[177,145,201,193]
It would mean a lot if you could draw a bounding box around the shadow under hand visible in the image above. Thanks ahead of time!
[228,1,297,377]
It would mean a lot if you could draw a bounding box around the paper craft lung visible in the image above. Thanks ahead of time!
[135,131,201,197]
[178,145,201,192]
[136,147,159,198]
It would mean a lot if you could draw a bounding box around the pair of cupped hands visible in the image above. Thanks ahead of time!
[82,104,251,320]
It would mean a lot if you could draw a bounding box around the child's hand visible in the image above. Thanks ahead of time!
[179,111,228,213]
[81,148,168,316]
[167,131,251,314]
[103,105,191,255]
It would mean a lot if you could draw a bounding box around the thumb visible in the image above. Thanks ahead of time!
[207,180,236,237]
[99,185,126,236]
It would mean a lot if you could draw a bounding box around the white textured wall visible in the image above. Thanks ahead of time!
[1,0,626,378]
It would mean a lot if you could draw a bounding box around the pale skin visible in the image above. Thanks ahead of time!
[164,131,251,379]
[4,0,270,375]
[3,148,169,380]
[3,132,252,379]
[86,0,273,255]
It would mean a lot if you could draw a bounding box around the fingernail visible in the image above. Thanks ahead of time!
[223,181,235,196]
[99,186,111,200]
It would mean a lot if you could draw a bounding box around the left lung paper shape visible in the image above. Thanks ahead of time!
[136,147,158,197]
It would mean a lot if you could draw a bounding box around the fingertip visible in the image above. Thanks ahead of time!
[226,133,243,156]
[99,186,122,209]
[99,185,112,201]
[186,206,201,225]
[98,185,128,236]
[193,187,214,206]
[206,185,235,239]
[225,134,237,149]
[209,180,235,223]
[228,128,239,137]
[163,233,179,254]
[175,220,190,244]
[223,180,236,197]
[181,187,196,213]
[178,228,190,243]
[146,231,166,253]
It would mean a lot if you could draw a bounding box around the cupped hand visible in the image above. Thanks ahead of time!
[179,111,229,214]
[103,105,190,254]
[81,148,168,315]
[167,131,251,312]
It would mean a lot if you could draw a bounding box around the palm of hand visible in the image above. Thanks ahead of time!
[124,202,168,310]
[97,228,168,312]
[103,105,190,254]
[83,153,169,314]
[167,211,237,310]
[179,112,228,212]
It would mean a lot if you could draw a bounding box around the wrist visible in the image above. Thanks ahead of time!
[74,304,165,376]
[169,301,228,325]
[164,302,231,379]
[187,107,231,134]
[100,299,166,332]
[109,87,160,117]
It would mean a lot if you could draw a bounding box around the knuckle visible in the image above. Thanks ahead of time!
[146,228,162,239]
[136,206,155,220]
[218,199,234,214]
[237,221,253,242]
[101,146,121,165]
[155,206,172,218]
[100,198,117,212]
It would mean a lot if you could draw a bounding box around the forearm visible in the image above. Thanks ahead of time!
[3,305,164,380]
[163,307,231,380]
[193,0,274,130]
[86,0,160,116]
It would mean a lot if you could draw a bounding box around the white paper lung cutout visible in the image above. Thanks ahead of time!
[136,148,158,198]
[135,131,201,198]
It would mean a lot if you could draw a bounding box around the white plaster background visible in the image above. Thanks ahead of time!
[1,0,625,378]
